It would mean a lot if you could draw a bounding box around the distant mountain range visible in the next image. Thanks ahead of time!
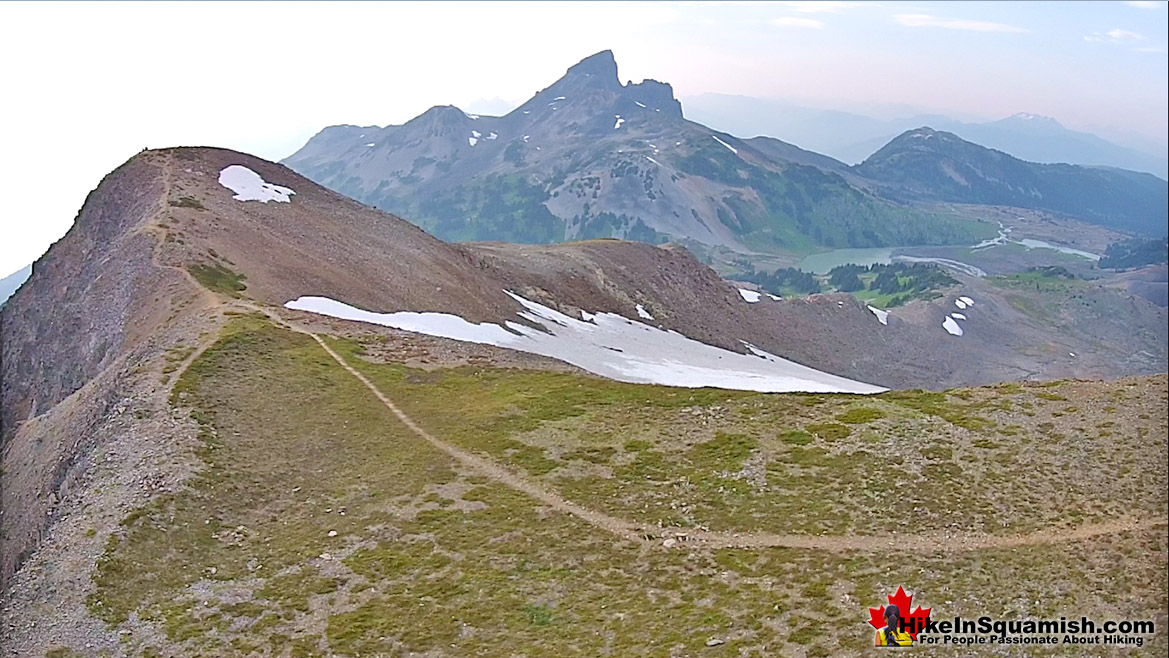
[855,128,1168,237]
[683,94,1168,180]
[283,51,984,253]
[285,51,1167,251]
[0,265,31,306]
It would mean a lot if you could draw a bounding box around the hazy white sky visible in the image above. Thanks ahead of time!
[1,0,1166,275]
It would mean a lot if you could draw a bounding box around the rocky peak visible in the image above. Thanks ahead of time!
[530,51,684,122]
[625,78,683,119]
[999,112,1064,131]
[405,105,471,137]
[564,50,622,90]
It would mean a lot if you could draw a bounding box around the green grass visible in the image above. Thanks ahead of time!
[188,263,247,297]
[84,319,1169,656]
[169,195,206,210]
[835,407,887,425]
[335,337,1165,539]
[989,267,1094,294]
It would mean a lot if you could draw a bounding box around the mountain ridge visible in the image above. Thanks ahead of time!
[285,51,1163,252]
[0,265,31,306]
[855,127,1169,236]
[683,92,1169,179]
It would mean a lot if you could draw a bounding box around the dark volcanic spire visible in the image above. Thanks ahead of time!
[562,50,622,92]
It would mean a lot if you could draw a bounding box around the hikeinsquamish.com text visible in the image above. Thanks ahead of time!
[913,616,1155,647]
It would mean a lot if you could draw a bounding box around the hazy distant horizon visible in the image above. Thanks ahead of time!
[460,91,1169,160]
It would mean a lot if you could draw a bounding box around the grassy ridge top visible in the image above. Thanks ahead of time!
[334,336,1167,537]
[84,318,1168,656]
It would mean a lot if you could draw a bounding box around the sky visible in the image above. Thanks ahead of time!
[1,0,1166,276]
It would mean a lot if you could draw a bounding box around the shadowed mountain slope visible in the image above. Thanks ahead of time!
[855,128,1169,237]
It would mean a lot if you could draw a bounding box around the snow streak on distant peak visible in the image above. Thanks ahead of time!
[712,135,738,154]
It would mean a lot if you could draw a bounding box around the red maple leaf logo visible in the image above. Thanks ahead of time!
[867,586,932,640]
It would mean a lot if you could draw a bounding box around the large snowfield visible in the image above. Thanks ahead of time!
[285,292,886,394]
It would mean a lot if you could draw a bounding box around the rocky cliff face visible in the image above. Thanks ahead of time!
[0,151,207,591]
[2,153,169,441]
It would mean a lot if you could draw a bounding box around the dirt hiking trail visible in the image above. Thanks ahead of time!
[243,303,1163,554]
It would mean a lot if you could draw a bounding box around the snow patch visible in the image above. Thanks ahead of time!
[218,165,295,203]
[553,96,566,101]
[468,137,478,146]
[867,305,889,325]
[284,293,885,394]
[614,115,625,129]
[471,130,481,138]
[522,135,529,142]
[365,143,376,147]
[942,316,964,336]
[738,289,761,303]
[465,113,479,120]
[712,135,738,154]
[952,312,967,320]
[958,296,974,306]
[636,304,654,320]
[768,294,782,301]
[645,156,661,166]
[955,299,967,310]
[635,101,647,108]
[486,132,498,140]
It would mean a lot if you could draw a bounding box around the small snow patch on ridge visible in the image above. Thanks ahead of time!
[942,316,964,336]
[712,135,738,154]
[867,305,889,325]
[635,101,647,108]
[952,312,966,320]
[218,165,295,203]
[959,296,974,306]
[636,304,654,320]
[486,132,498,140]
[738,289,761,303]
[468,137,478,146]
[614,115,625,129]
[645,156,661,166]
